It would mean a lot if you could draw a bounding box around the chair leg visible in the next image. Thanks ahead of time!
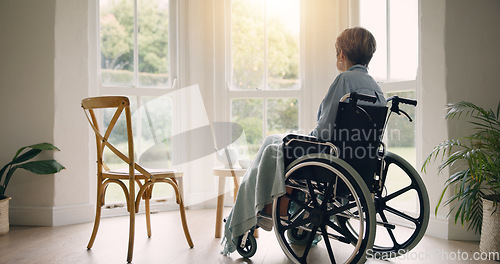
[170,181,194,248]
[178,195,194,248]
[127,190,136,263]
[215,176,225,238]
[145,188,152,238]
[87,205,102,249]
[87,183,104,249]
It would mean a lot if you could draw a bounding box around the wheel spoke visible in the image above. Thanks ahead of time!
[283,217,311,232]
[306,179,319,208]
[378,210,399,248]
[289,207,306,221]
[385,205,418,224]
[277,159,391,263]
[321,225,337,264]
[325,219,354,243]
[285,192,312,213]
[299,225,319,263]
[321,180,334,211]
[327,202,357,217]
[384,185,414,202]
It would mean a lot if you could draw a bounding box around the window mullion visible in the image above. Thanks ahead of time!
[136,97,143,155]
[386,0,391,82]
[263,0,268,91]
[170,0,179,90]
[263,97,268,139]
[133,0,139,87]
[263,0,268,137]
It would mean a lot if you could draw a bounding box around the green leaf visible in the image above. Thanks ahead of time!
[16,160,65,175]
[436,185,448,215]
[2,166,18,197]
[496,102,500,119]
[428,100,500,234]
[0,164,10,182]
[12,143,60,161]
[28,143,60,151]
[13,146,29,161]
[11,149,42,165]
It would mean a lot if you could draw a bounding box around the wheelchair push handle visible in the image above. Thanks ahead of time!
[387,95,417,106]
[387,95,417,122]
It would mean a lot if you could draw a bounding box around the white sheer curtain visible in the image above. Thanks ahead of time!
[134,85,249,208]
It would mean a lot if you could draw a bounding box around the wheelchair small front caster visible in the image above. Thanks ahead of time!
[236,230,257,258]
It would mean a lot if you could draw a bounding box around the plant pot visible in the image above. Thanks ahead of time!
[480,195,500,260]
[0,196,11,236]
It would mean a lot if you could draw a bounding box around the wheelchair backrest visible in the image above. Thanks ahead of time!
[330,102,388,188]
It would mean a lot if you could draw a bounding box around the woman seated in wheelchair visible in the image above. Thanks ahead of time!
[222,27,386,256]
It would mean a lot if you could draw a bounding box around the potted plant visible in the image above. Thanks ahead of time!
[422,101,499,255]
[0,143,65,235]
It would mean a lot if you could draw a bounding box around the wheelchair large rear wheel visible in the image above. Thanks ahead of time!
[273,155,376,264]
[337,151,429,259]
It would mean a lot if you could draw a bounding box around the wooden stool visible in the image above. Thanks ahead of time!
[213,167,246,238]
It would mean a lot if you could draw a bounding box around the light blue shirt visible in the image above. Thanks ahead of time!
[311,65,386,140]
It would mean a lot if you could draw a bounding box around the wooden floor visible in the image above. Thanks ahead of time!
[0,208,495,264]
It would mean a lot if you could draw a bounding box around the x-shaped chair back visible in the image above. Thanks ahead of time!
[81,96,155,181]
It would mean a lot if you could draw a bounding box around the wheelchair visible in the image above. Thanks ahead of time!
[235,93,430,263]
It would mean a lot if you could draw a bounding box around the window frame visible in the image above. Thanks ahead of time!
[97,0,180,96]
[222,0,307,142]
[355,0,418,94]
[354,0,420,220]
[94,0,181,214]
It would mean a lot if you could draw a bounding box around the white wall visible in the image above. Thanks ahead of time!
[419,0,500,240]
[53,0,94,226]
[0,0,57,226]
[445,0,500,113]
[0,0,94,226]
[444,0,500,240]
[178,0,219,207]
[419,0,450,239]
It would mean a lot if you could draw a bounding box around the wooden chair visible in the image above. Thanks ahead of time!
[81,96,194,263]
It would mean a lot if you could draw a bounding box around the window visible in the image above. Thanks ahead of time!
[231,98,299,155]
[359,0,418,163]
[359,0,418,84]
[228,0,302,157]
[100,0,175,88]
[359,0,419,217]
[230,0,300,91]
[98,0,178,207]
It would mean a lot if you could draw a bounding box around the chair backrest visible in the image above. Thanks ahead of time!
[81,96,153,180]
[330,101,388,188]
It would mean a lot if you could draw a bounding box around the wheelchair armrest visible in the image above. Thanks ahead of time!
[283,134,339,158]
[283,134,323,145]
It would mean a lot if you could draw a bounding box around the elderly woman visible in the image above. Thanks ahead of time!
[222,27,385,255]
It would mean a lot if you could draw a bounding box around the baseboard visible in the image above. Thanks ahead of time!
[9,205,54,226]
[425,215,481,241]
[52,203,95,226]
[10,203,95,226]
[425,215,449,239]
[447,221,481,241]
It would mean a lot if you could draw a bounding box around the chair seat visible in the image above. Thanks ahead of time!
[103,168,183,180]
